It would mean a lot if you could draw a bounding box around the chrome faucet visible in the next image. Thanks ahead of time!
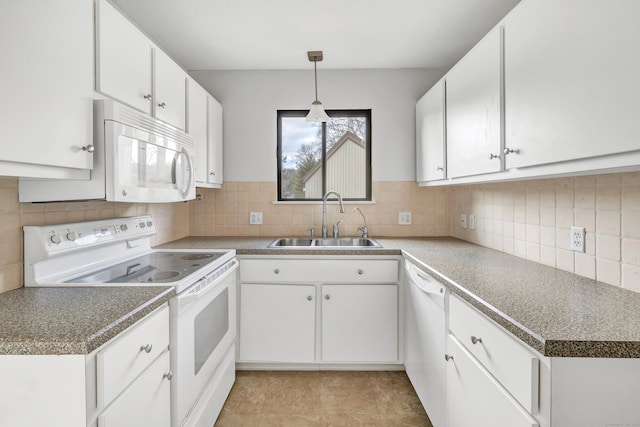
[322,190,345,238]
[333,220,343,238]
[353,207,368,238]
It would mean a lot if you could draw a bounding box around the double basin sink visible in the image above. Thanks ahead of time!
[268,237,382,249]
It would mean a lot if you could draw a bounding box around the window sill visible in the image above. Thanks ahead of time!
[272,200,377,205]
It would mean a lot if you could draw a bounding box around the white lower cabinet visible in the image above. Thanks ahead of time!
[239,283,316,363]
[446,335,538,427]
[321,284,398,362]
[0,304,171,427]
[238,257,400,366]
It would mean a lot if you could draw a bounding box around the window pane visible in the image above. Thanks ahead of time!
[325,116,368,198]
[280,117,322,199]
[278,110,370,201]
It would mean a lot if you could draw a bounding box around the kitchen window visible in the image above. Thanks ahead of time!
[277,110,372,201]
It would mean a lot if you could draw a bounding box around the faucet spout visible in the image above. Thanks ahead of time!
[322,190,344,238]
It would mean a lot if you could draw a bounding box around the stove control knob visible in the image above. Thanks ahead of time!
[50,234,62,245]
[120,224,128,232]
[146,221,153,227]
[139,222,146,228]
[66,232,77,242]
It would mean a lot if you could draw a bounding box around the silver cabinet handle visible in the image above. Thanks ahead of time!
[436,166,444,171]
[324,294,330,300]
[444,354,454,362]
[471,336,483,345]
[158,102,166,108]
[140,344,153,353]
[163,371,173,381]
[210,171,216,176]
[357,269,363,275]
[307,296,312,301]
[144,94,153,101]
[504,147,520,155]
[274,269,280,274]
[82,144,95,153]
[488,153,501,160]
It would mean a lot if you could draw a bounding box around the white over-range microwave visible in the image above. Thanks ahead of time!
[19,99,195,203]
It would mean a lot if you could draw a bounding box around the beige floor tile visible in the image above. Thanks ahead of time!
[214,412,262,426]
[260,414,322,427]
[320,413,383,427]
[370,373,426,415]
[378,414,434,427]
[320,372,379,415]
[261,371,321,415]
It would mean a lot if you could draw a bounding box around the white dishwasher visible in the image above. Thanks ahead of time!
[404,260,447,427]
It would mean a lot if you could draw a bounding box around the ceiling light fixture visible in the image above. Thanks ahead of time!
[305,51,330,122]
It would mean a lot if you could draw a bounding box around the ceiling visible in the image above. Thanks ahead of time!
[110,0,521,71]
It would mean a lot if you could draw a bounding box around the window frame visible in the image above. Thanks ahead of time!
[276,109,372,202]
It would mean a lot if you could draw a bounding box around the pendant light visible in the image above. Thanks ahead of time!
[305,51,330,122]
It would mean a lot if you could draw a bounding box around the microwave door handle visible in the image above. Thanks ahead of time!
[171,149,192,199]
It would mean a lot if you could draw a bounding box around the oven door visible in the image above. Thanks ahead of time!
[105,120,195,203]
[170,259,238,427]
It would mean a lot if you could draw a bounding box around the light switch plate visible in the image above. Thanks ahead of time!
[469,214,475,230]
[460,213,467,229]
[399,212,412,225]
[249,212,263,225]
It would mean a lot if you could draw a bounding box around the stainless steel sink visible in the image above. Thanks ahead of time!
[267,237,382,248]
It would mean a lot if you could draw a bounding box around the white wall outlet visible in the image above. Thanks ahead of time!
[460,213,467,229]
[570,226,585,252]
[469,214,475,230]
[399,212,412,225]
[249,212,263,225]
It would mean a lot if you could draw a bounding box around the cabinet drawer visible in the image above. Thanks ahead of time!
[449,295,539,413]
[97,305,169,408]
[240,259,398,284]
[447,335,538,427]
[98,350,171,427]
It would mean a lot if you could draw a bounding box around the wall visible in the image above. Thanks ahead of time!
[450,172,640,292]
[191,181,450,238]
[191,68,443,182]
[0,177,190,293]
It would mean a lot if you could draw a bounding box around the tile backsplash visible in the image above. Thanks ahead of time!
[2,172,639,294]
[190,181,450,238]
[0,177,190,293]
[449,172,640,292]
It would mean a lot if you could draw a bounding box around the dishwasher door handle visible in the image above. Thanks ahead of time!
[405,262,446,296]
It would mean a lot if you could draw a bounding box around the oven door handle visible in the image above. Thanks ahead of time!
[178,260,238,309]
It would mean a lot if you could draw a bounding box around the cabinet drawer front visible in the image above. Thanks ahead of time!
[98,350,170,427]
[97,305,169,408]
[449,295,539,413]
[240,259,398,283]
[447,336,538,427]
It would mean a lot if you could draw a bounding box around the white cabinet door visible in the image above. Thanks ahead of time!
[416,79,446,183]
[96,0,152,114]
[446,336,538,427]
[321,284,398,362]
[239,284,315,363]
[98,350,171,427]
[154,49,187,130]
[504,0,640,169]
[188,79,209,185]
[207,96,224,186]
[446,27,502,178]
[0,0,93,177]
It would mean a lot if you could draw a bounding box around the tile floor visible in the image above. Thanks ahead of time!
[214,370,434,426]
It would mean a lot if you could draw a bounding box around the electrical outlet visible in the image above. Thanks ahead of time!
[249,212,263,225]
[460,213,467,229]
[570,226,585,252]
[399,212,412,225]
[469,214,475,230]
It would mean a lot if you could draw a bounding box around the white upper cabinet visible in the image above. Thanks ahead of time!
[154,49,187,131]
[446,26,503,178]
[0,0,93,179]
[96,0,186,130]
[188,79,209,185]
[207,96,224,187]
[416,79,446,183]
[503,0,640,170]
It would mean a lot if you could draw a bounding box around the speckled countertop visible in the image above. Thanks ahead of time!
[0,287,174,355]
[159,236,640,358]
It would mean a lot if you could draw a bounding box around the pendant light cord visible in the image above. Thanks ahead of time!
[314,60,319,102]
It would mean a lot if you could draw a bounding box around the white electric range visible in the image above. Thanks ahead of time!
[24,215,237,427]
